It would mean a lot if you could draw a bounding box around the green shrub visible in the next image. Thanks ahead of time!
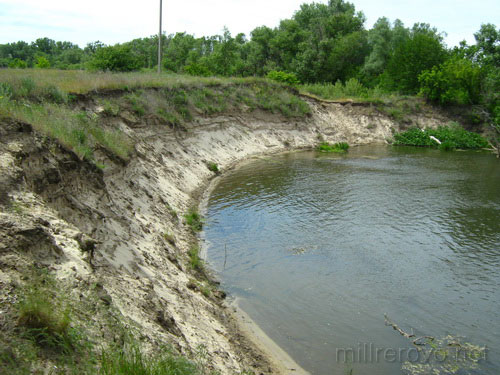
[394,124,489,149]
[317,141,350,153]
[343,78,367,97]
[34,56,51,69]
[8,58,28,69]
[183,63,212,77]
[267,70,300,85]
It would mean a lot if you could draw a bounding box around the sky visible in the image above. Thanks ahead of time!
[0,0,498,48]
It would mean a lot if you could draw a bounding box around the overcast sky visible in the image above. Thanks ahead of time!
[0,0,498,48]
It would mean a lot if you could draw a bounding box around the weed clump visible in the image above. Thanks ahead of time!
[184,209,203,232]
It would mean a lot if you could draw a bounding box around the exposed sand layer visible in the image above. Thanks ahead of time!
[0,94,452,374]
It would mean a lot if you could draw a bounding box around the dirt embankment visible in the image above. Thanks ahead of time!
[0,91,453,374]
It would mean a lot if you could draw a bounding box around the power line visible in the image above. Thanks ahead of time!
[158,0,162,73]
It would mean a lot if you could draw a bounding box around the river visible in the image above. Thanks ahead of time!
[204,145,500,375]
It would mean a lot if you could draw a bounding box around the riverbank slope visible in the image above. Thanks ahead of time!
[0,76,457,374]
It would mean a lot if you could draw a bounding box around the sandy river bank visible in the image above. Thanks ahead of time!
[0,93,451,373]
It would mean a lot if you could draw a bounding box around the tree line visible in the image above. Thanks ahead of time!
[1,0,498,122]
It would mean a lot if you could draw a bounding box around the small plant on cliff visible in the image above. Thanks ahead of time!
[184,209,203,232]
[317,142,350,153]
[188,246,203,271]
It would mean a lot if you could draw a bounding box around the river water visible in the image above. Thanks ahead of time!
[203,145,500,375]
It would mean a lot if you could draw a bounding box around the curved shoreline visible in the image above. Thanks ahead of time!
[199,151,313,375]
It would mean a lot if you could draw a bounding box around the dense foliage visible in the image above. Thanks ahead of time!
[0,0,498,128]
[393,125,490,150]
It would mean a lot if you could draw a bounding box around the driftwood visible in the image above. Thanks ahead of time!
[384,314,435,346]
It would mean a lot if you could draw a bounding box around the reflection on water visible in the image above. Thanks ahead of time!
[204,145,500,375]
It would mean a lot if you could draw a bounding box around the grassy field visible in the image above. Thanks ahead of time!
[0,69,288,97]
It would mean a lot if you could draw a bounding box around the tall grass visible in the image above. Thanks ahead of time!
[100,345,200,375]
[0,69,281,97]
[0,100,132,161]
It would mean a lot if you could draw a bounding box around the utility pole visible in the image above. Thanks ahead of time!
[158,0,162,73]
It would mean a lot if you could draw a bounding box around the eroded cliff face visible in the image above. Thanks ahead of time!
[0,93,453,374]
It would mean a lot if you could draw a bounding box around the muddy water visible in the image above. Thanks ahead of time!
[204,145,500,375]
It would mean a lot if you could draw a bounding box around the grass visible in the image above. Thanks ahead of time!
[17,269,75,352]
[0,99,133,162]
[393,123,490,150]
[0,69,310,165]
[1,267,216,375]
[188,246,204,272]
[317,142,350,153]
[0,69,288,98]
[184,209,203,232]
[100,344,201,375]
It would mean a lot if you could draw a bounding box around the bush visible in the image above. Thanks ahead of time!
[88,45,141,72]
[394,124,489,149]
[34,56,51,69]
[267,70,300,85]
[183,63,212,77]
[8,58,28,69]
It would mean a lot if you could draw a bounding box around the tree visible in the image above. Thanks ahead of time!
[383,28,448,93]
[163,33,196,72]
[363,17,393,78]
[419,57,484,105]
[473,23,500,67]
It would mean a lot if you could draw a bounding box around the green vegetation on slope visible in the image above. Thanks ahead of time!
[0,70,310,163]
[0,267,212,375]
